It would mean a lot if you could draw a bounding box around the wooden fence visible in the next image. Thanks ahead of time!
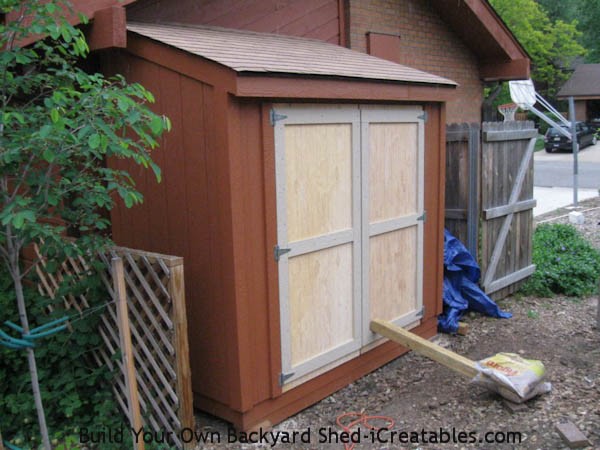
[445,121,537,298]
[35,245,194,449]
[445,123,480,257]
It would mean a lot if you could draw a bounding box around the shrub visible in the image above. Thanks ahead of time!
[521,223,600,297]
[0,267,132,449]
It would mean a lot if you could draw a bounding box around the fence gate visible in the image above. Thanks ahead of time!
[445,121,537,299]
[479,121,537,298]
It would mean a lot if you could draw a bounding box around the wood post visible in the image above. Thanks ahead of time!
[112,257,145,450]
[0,430,5,450]
[168,262,195,449]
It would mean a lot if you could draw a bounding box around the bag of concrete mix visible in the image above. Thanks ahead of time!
[472,352,552,403]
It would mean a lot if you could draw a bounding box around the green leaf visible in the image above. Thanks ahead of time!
[88,133,101,149]
[50,109,60,123]
[42,148,55,163]
[149,116,164,135]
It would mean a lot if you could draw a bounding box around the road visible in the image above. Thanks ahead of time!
[534,141,600,189]
[533,139,599,215]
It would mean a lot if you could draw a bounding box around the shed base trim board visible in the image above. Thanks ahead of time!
[194,317,438,431]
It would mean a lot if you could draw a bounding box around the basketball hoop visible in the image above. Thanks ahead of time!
[509,79,536,110]
[509,79,581,207]
[498,103,518,122]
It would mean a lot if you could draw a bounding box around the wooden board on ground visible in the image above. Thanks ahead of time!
[370,319,478,378]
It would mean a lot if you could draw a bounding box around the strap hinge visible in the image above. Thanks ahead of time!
[274,245,291,262]
[270,109,288,126]
[418,111,428,122]
[279,372,294,385]
[417,211,427,222]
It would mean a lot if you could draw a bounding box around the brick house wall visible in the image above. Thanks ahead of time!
[348,0,483,123]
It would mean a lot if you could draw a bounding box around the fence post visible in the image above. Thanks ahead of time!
[112,257,145,450]
[0,430,5,450]
[168,262,195,448]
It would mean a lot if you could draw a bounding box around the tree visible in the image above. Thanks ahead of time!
[576,0,600,63]
[0,1,170,448]
[490,0,586,99]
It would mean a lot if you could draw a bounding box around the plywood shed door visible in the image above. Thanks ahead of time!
[274,106,362,387]
[274,105,424,386]
[360,107,425,345]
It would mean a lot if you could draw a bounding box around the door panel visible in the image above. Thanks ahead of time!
[275,106,362,385]
[369,123,419,221]
[289,243,354,366]
[285,124,352,242]
[369,227,419,323]
[361,108,424,344]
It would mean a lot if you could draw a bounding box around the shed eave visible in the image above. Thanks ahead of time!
[234,74,457,102]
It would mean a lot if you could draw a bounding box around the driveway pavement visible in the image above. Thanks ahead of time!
[533,140,599,216]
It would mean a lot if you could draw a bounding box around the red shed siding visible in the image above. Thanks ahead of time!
[106,52,236,404]
[128,0,342,44]
[348,0,483,123]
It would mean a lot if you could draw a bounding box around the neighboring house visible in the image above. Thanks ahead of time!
[557,64,600,122]
[7,0,530,433]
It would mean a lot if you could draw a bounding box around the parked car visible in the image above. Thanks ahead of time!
[543,121,597,153]
[589,117,600,132]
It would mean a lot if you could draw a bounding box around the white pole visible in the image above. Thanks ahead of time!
[569,97,578,206]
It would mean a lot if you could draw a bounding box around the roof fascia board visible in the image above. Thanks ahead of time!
[464,0,529,61]
[556,95,600,100]
[126,32,237,93]
[235,75,456,102]
[86,5,127,50]
[480,58,530,81]
[6,0,137,48]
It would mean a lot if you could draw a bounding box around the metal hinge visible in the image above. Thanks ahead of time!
[273,245,291,262]
[417,211,427,222]
[417,306,425,318]
[279,372,294,385]
[270,109,288,126]
[418,111,428,122]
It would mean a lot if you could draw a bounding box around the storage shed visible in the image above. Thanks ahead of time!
[105,22,456,430]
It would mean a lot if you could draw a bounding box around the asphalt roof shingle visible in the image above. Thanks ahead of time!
[127,22,457,87]
[557,64,600,98]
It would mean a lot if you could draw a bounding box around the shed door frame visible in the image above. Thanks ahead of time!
[274,104,425,386]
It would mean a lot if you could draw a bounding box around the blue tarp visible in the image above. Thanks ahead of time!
[438,229,512,334]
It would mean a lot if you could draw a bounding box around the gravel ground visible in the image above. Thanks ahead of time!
[195,197,600,449]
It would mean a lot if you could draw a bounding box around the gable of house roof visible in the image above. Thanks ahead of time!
[557,64,600,98]
[127,22,457,87]
[430,0,530,81]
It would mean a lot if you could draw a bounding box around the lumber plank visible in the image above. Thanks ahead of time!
[555,421,592,448]
[370,319,478,378]
[483,129,538,141]
[113,257,145,450]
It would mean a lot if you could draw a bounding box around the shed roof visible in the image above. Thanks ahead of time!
[557,64,600,98]
[126,22,456,87]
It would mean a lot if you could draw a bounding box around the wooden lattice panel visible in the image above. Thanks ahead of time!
[35,244,194,449]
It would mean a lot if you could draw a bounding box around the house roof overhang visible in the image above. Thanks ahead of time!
[3,0,136,49]
[430,0,530,82]
[125,23,457,103]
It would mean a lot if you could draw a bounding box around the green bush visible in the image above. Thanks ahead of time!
[0,268,131,449]
[521,223,600,297]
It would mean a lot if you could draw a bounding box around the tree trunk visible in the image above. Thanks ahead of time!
[13,266,52,450]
